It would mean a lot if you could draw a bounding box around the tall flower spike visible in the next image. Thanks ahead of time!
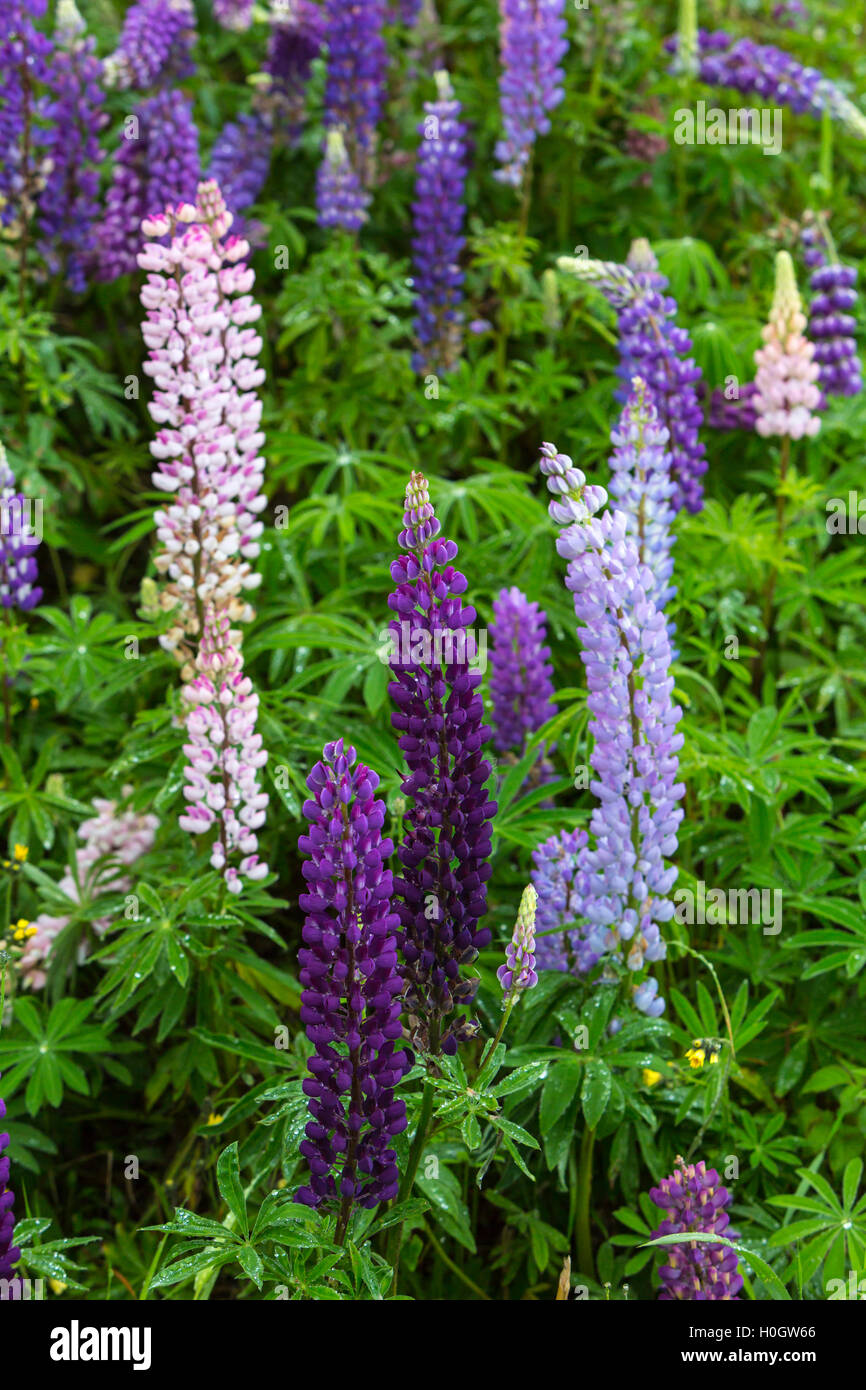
[0,1093,22,1292]
[494,0,569,188]
[666,30,866,139]
[106,0,196,90]
[321,0,387,187]
[138,179,267,673]
[263,0,326,139]
[0,444,42,613]
[388,472,498,1055]
[649,1157,743,1300]
[98,88,201,281]
[754,250,822,439]
[489,586,557,780]
[0,1,54,235]
[179,610,269,893]
[410,70,468,375]
[540,444,685,1016]
[295,739,408,1222]
[208,111,273,228]
[607,377,677,623]
[497,883,538,998]
[800,218,862,399]
[558,243,707,513]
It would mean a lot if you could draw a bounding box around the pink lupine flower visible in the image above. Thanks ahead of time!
[18,791,159,989]
[754,251,822,440]
[179,608,269,893]
[138,179,267,676]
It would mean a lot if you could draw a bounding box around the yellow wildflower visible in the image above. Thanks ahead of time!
[206,1112,223,1127]
[13,845,28,862]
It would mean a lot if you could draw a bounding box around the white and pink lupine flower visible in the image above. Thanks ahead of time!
[754,250,822,440]
[18,791,160,990]
[138,179,268,676]
[179,608,269,893]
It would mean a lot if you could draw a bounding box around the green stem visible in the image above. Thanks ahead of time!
[387,1062,437,1291]
[423,1223,490,1299]
[575,1124,596,1279]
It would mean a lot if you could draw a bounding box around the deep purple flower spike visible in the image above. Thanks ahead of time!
[0,1094,22,1295]
[489,585,557,782]
[295,740,408,1222]
[649,1157,743,1300]
[411,70,468,375]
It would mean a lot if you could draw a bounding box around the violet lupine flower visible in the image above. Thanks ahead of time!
[316,127,370,231]
[0,1095,22,1291]
[388,472,497,1055]
[208,111,273,225]
[754,250,822,438]
[410,70,468,375]
[179,610,269,893]
[263,0,326,136]
[213,0,254,31]
[530,829,599,974]
[666,30,866,138]
[18,790,159,989]
[97,88,201,281]
[0,1,54,233]
[295,739,408,1218]
[106,0,196,91]
[392,0,423,23]
[321,0,388,186]
[0,444,42,614]
[607,377,676,621]
[497,883,538,997]
[489,585,557,783]
[773,0,807,26]
[800,222,861,398]
[557,242,707,514]
[649,1157,743,1300]
[540,445,685,1017]
[707,380,759,432]
[494,0,569,188]
[37,6,107,291]
[138,179,266,673]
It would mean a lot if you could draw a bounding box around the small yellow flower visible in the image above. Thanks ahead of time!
[13,844,28,862]
[12,919,34,942]
[206,1112,223,1127]
[709,1052,719,1065]
[49,1278,67,1295]
[685,1043,706,1069]
[28,697,38,711]
[643,1068,663,1087]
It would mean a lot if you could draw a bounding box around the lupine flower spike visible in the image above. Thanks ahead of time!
[316,127,371,232]
[295,740,408,1232]
[0,444,42,613]
[607,377,677,626]
[388,472,497,1054]
[410,70,468,375]
[489,586,557,782]
[754,251,822,439]
[497,883,538,1001]
[320,0,388,190]
[649,1157,743,1300]
[106,0,196,90]
[494,0,569,188]
[540,445,685,1017]
[800,215,862,399]
[0,1092,21,1294]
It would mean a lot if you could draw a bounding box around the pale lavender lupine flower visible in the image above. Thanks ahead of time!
[607,377,677,622]
[497,883,538,997]
[494,0,569,188]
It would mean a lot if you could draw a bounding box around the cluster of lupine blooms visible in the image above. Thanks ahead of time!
[138,181,269,893]
[0,1094,21,1295]
[18,792,159,990]
[0,445,42,615]
[649,1158,743,1300]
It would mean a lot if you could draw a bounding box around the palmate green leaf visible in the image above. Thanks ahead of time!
[147,1248,238,1290]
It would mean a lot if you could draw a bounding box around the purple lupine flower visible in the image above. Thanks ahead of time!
[208,111,272,225]
[97,88,201,281]
[321,0,387,187]
[0,1094,22,1292]
[530,829,599,974]
[392,0,423,23]
[707,380,759,431]
[0,445,42,613]
[0,1,54,232]
[37,9,107,291]
[497,883,538,997]
[558,241,707,514]
[387,471,497,1055]
[316,127,370,230]
[494,0,569,188]
[489,585,557,785]
[539,444,685,1017]
[800,221,861,398]
[649,1157,743,1300]
[607,377,676,621]
[107,0,196,91]
[263,0,326,137]
[213,0,254,31]
[667,30,866,137]
[295,739,408,1221]
[410,70,468,375]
